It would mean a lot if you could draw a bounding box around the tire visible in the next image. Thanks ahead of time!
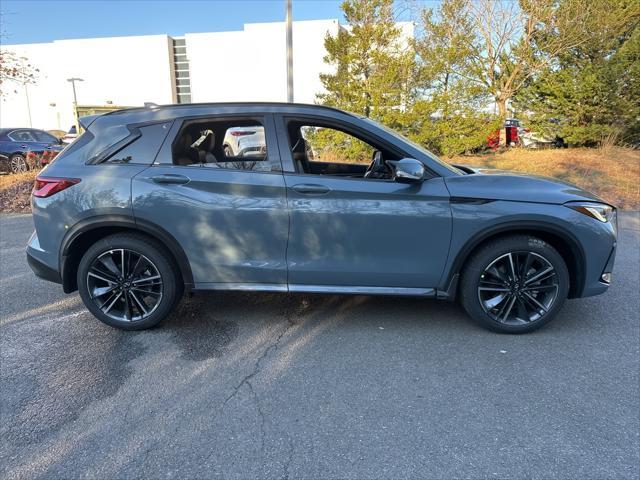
[459,235,569,334]
[77,233,183,330]
[223,145,234,157]
[10,154,28,173]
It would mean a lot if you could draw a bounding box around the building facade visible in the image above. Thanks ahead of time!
[2,19,416,131]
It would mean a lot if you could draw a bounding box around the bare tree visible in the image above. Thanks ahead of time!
[0,49,38,95]
[459,0,593,118]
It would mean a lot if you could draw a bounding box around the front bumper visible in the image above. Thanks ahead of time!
[578,211,618,298]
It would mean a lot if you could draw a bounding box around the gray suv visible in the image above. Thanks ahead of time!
[26,103,617,333]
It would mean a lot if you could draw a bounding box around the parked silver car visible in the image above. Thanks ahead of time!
[26,103,617,334]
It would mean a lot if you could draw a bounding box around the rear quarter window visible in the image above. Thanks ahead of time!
[104,122,172,164]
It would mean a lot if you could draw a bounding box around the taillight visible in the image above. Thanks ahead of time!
[33,176,80,198]
[230,130,255,137]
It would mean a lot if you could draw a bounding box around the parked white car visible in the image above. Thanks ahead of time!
[222,126,266,157]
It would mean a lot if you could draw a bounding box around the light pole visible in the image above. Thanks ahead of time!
[285,0,293,103]
[19,57,33,127]
[67,77,84,133]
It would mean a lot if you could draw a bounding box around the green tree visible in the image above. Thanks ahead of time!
[410,0,593,120]
[317,0,414,120]
[515,0,640,145]
[410,0,500,155]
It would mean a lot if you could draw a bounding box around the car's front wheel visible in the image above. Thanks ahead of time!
[460,235,569,333]
[77,233,183,330]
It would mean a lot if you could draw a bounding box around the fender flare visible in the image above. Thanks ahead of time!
[442,219,586,298]
[60,214,194,292]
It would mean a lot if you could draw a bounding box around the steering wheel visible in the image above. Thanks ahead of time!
[364,151,387,179]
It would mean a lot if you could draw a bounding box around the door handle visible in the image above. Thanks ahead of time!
[151,174,190,185]
[291,183,331,195]
[20,145,28,149]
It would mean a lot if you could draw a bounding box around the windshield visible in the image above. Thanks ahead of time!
[360,117,461,174]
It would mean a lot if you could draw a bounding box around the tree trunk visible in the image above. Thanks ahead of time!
[496,97,508,119]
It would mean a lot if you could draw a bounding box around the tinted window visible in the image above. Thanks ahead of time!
[105,122,171,164]
[33,130,58,143]
[9,130,36,142]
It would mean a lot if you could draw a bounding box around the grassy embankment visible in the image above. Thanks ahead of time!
[448,147,639,209]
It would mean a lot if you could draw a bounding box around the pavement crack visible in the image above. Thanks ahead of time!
[222,297,306,409]
[282,435,295,479]
[219,297,308,462]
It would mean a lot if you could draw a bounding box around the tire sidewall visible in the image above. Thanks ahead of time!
[77,235,181,330]
[461,236,570,334]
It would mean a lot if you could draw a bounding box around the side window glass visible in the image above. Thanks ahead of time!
[10,130,35,142]
[301,126,374,166]
[33,131,57,143]
[172,119,275,172]
[105,122,171,164]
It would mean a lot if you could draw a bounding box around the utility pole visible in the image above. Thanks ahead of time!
[19,57,33,127]
[67,77,84,133]
[285,0,293,103]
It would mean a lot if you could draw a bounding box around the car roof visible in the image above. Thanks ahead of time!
[100,102,360,122]
[0,128,46,134]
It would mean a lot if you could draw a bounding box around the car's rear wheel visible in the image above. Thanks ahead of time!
[10,154,28,173]
[460,235,569,333]
[77,233,183,330]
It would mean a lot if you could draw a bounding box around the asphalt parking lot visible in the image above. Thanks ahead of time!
[1,212,638,479]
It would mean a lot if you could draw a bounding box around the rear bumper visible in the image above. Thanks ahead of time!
[27,250,61,284]
[26,231,61,285]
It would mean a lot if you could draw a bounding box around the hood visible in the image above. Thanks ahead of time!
[445,165,604,204]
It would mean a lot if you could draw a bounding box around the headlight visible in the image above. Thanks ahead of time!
[566,202,615,223]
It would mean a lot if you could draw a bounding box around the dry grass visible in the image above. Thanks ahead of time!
[0,171,38,213]
[448,147,640,209]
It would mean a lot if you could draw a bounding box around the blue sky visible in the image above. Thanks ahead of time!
[1,0,438,45]
[0,0,346,44]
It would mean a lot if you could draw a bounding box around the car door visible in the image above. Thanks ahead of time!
[8,129,37,154]
[32,130,62,150]
[132,113,289,290]
[275,114,452,292]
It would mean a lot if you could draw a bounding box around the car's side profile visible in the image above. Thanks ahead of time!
[0,128,65,172]
[26,103,617,333]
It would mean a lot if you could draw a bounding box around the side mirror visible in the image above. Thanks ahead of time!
[388,158,425,183]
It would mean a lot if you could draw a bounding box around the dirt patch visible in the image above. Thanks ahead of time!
[0,171,37,213]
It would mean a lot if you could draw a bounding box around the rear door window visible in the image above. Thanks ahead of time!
[170,116,279,172]
[9,130,36,142]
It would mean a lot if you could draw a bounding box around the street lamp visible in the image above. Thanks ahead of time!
[67,77,84,133]
[19,57,33,127]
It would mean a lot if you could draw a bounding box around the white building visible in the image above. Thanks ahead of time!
[0,19,414,131]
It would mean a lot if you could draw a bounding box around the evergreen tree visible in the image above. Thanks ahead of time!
[317,0,414,120]
[410,0,500,155]
[515,0,640,145]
